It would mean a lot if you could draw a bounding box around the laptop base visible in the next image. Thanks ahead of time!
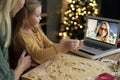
[70,48,120,59]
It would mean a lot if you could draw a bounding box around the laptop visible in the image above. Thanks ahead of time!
[71,15,120,59]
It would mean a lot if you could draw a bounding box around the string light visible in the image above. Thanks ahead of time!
[77,8,81,13]
[69,13,72,17]
[94,9,99,14]
[71,21,73,24]
[88,11,91,14]
[83,11,87,14]
[80,25,83,28]
[63,21,67,24]
[75,26,78,30]
[66,27,69,30]
[74,22,77,25]
[72,17,75,20]
[76,15,79,18]
[59,32,62,36]
[63,32,68,39]
[81,13,84,16]
[67,0,72,3]
[72,8,75,10]
[63,32,67,36]
[72,1,75,3]
[90,0,93,2]
[82,7,86,11]
[70,4,74,8]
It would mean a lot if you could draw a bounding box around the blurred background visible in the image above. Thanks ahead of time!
[39,0,120,42]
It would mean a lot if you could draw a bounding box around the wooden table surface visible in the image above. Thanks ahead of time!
[21,52,120,80]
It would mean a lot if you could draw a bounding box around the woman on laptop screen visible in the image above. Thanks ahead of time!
[93,21,110,42]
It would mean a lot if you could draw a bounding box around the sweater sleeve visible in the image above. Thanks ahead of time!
[0,48,15,80]
[40,29,54,48]
[19,30,58,64]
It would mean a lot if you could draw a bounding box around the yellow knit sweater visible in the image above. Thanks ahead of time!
[13,27,58,66]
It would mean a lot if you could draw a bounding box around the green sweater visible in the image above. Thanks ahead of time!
[0,28,15,80]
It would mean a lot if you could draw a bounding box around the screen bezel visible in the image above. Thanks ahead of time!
[84,15,120,48]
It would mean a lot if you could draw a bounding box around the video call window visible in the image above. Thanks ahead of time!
[86,19,119,45]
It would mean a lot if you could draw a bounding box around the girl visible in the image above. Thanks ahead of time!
[0,0,31,80]
[13,0,83,66]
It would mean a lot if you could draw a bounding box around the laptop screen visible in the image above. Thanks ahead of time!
[85,16,120,46]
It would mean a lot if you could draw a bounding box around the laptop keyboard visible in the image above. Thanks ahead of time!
[84,41,111,51]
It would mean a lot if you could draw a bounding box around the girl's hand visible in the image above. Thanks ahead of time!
[70,39,83,51]
[60,39,83,52]
[71,39,83,51]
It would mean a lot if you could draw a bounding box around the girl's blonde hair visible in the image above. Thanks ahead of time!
[94,21,110,42]
[13,0,41,35]
[0,0,18,48]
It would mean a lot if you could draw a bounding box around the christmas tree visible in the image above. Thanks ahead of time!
[58,0,99,40]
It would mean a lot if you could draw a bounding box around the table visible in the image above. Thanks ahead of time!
[103,52,120,61]
[21,52,120,80]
